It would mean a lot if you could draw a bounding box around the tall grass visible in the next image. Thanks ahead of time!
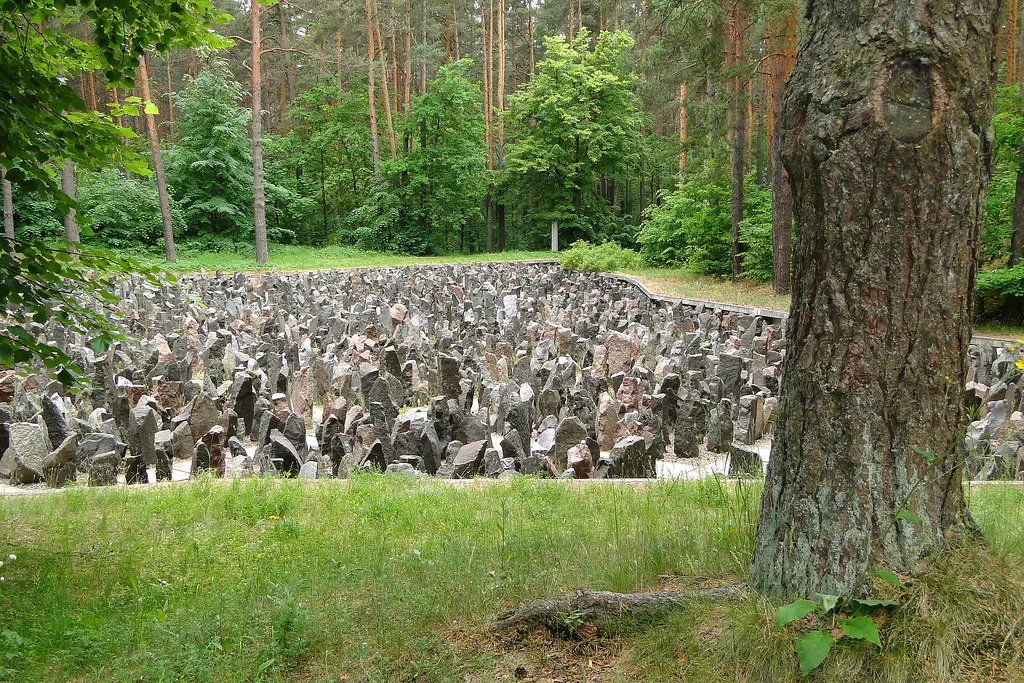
[0,478,1021,681]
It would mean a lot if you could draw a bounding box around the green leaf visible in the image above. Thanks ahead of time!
[819,594,840,614]
[910,445,936,463]
[841,616,881,647]
[795,630,833,674]
[895,509,923,525]
[851,598,900,609]
[256,657,275,674]
[774,599,818,628]
[876,570,904,588]
[144,101,159,115]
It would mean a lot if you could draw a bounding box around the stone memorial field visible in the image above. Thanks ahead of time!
[0,262,1020,489]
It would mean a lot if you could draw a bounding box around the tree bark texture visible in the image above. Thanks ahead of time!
[138,55,176,263]
[1009,0,1018,83]
[750,0,1000,599]
[251,3,269,264]
[769,6,797,295]
[61,161,79,247]
[1,167,13,247]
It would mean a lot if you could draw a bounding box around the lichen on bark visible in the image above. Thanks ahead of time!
[749,0,1000,598]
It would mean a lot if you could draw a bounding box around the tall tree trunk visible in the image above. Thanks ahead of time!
[138,55,176,263]
[420,0,427,94]
[769,5,797,295]
[61,161,79,249]
[342,31,350,89]
[366,0,381,179]
[1,167,13,248]
[165,58,175,142]
[452,0,460,60]
[1009,0,1018,83]
[754,78,765,187]
[278,2,291,133]
[110,88,122,129]
[726,0,746,282]
[750,0,999,598]
[252,2,269,264]
[678,82,688,178]
[567,0,574,43]
[373,0,397,159]
[495,0,505,252]
[529,10,535,80]
[1010,159,1024,266]
[390,30,400,113]
[497,0,505,166]
[405,2,412,114]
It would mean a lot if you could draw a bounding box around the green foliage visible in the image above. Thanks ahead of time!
[0,244,160,381]
[739,181,774,284]
[639,174,773,281]
[353,60,487,254]
[794,630,832,675]
[76,168,184,250]
[274,77,373,246]
[0,0,229,205]
[774,593,890,674]
[0,0,223,378]
[8,188,63,242]
[638,177,731,275]
[559,240,645,272]
[505,29,642,248]
[164,62,253,240]
[980,84,1024,267]
[977,262,1024,299]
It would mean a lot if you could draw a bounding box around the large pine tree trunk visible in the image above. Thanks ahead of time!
[373,0,397,160]
[750,0,1000,599]
[726,0,745,282]
[251,3,269,264]
[138,55,176,263]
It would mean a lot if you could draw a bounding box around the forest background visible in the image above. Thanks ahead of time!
[10,0,1024,319]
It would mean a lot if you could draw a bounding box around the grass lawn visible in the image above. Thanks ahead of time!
[138,244,555,274]
[1,476,1022,682]
[616,267,792,312]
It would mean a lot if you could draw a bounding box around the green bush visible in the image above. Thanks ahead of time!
[76,168,184,250]
[638,178,732,275]
[559,240,645,272]
[638,174,774,280]
[738,181,774,284]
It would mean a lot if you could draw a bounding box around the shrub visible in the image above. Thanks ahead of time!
[738,182,774,284]
[639,175,776,282]
[559,240,645,272]
[638,179,732,275]
[76,168,184,250]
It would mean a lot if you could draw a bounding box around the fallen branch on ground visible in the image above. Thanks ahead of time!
[493,586,746,635]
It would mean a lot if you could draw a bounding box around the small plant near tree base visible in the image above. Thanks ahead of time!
[774,444,943,674]
[774,579,901,674]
